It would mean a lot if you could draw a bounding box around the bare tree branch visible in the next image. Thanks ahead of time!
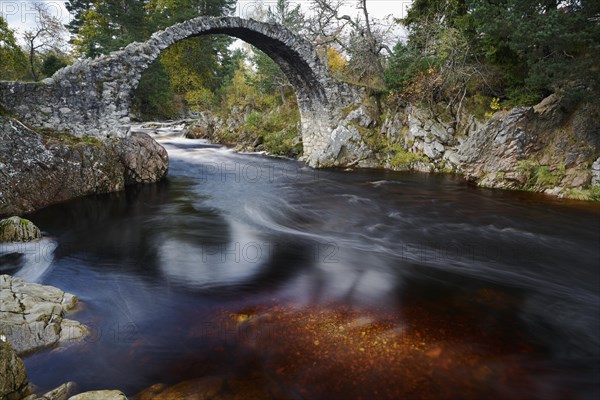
[23,3,67,80]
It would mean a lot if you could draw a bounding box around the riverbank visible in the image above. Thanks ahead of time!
[0,117,169,217]
[169,93,600,201]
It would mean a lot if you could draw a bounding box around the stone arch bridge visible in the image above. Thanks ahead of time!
[0,17,364,167]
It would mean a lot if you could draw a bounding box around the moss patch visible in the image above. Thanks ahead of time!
[39,128,102,146]
[388,144,426,169]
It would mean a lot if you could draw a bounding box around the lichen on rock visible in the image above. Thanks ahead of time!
[0,217,41,242]
[0,275,88,355]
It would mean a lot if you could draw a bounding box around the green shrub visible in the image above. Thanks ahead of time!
[240,106,301,157]
[517,160,565,190]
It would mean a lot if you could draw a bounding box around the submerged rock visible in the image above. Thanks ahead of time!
[68,390,127,400]
[132,373,292,400]
[0,117,168,216]
[0,275,87,354]
[0,217,41,242]
[0,338,29,400]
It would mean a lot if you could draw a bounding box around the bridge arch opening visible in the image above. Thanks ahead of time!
[131,32,304,156]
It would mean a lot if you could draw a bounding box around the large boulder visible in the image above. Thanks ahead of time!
[0,117,168,216]
[0,217,41,242]
[0,275,88,354]
[0,338,28,400]
[118,132,169,185]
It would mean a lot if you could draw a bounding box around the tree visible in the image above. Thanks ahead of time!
[251,49,291,104]
[383,0,501,124]
[266,0,306,33]
[131,60,177,118]
[402,0,472,32]
[67,0,239,116]
[470,0,600,102]
[65,0,94,36]
[0,16,27,80]
[326,47,347,78]
[23,3,68,81]
[398,0,600,107]
[222,59,259,109]
[68,0,148,57]
[248,0,308,104]
[40,52,70,77]
[308,0,393,88]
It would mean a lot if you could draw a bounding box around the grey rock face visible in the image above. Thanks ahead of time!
[118,132,169,185]
[0,338,28,400]
[0,117,168,216]
[592,157,600,187]
[458,107,532,184]
[0,275,87,354]
[0,217,41,242]
[0,17,361,168]
[457,95,600,193]
[375,95,599,195]
[310,105,374,167]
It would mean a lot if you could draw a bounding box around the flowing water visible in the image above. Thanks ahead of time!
[3,137,599,399]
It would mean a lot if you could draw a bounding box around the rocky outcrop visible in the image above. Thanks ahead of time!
[0,275,87,354]
[458,107,532,187]
[1,333,127,400]
[307,106,375,168]
[376,94,600,198]
[0,217,41,242]
[183,112,221,139]
[0,338,28,400]
[179,105,374,166]
[458,95,600,195]
[0,117,168,216]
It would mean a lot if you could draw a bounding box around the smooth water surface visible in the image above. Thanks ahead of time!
[4,138,599,399]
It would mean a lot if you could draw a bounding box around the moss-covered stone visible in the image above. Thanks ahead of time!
[0,217,41,242]
[0,339,29,400]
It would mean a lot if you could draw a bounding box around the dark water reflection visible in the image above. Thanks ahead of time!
[5,139,599,399]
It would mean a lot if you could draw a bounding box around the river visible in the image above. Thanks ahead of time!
[7,137,600,399]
